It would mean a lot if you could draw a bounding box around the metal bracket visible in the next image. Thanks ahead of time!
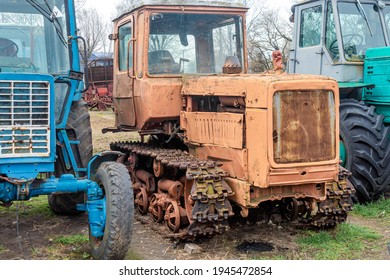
[108,33,118,40]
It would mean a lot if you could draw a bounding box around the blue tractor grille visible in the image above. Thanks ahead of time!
[0,80,50,158]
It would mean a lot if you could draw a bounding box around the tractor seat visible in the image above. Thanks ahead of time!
[148,50,180,74]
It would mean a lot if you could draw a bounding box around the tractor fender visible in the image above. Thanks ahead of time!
[87,151,125,180]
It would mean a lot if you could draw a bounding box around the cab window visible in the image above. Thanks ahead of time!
[299,5,323,48]
[118,22,132,71]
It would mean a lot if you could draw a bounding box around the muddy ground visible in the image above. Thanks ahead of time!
[0,207,389,260]
[0,204,296,260]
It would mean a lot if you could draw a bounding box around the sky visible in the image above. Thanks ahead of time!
[81,0,295,54]
[84,0,295,22]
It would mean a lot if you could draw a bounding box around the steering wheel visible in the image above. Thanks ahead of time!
[0,38,19,57]
[329,33,363,57]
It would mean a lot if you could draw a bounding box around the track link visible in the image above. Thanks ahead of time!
[111,141,354,237]
[111,141,234,237]
[310,166,355,227]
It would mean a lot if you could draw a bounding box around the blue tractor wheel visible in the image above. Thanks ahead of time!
[48,100,93,215]
[340,99,390,202]
[89,162,134,260]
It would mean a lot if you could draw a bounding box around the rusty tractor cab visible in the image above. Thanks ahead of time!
[107,0,354,237]
[83,58,114,111]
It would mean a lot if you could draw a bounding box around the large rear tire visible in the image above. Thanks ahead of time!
[48,100,93,215]
[89,162,134,260]
[339,99,390,202]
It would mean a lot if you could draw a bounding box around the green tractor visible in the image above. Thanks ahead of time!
[289,0,390,202]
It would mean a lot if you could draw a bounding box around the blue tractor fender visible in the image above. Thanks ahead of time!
[87,151,125,180]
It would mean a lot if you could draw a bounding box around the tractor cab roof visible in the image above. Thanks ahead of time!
[290,0,390,8]
[114,0,247,21]
[290,0,321,11]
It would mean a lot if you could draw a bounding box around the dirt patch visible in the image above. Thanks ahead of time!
[236,241,274,253]
[89,111,139,153]
[1,202,389,260]
[0,210,88,260]
[128,214,299,260]
[0,207,298,260]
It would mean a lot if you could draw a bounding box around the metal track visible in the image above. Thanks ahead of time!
[111,141,234,237]
[310,166,355,227]
[111,141,354,237]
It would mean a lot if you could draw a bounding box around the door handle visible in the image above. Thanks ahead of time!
[127,38,136,79]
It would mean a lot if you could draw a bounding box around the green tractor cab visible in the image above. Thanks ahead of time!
[289,0,390,202]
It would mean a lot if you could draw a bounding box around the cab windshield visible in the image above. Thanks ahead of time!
[336,1,385,61]
[0,0,70,75]
[383,4,390,40]
[147,12,244,75]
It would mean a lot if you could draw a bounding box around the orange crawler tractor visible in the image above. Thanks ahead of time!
[105,0,354,237]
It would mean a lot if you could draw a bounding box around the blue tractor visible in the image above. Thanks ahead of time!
[0,0,133,259]
[289,0,390,202]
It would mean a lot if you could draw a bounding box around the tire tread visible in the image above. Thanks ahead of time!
[340,99,390,202]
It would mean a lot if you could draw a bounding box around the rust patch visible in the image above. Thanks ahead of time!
[184,112,244,149]
[272,90,336,164]
[250,183,326,205]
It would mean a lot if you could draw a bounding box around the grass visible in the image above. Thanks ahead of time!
[297,223,382,260]
[38,234,91,260]
[126,249,144,260]
[0,196,52,218]
[0,244,7,255]
[89,110,139,154]
[352,198,390,219]
[53,234,89,246]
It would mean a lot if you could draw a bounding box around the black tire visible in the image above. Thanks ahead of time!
[340,99,390,202]
[48,100,93,215]
[90,162,134,260]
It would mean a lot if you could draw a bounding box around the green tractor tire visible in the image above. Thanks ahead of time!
[339,99,390,202]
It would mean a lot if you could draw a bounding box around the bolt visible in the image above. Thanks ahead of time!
[190,163,198,170]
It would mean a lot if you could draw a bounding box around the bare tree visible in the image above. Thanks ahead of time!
[246,0,293,72]
[149,35,177,52]
[77,8,109,62]
[111,0,293,72]
[75,0,86,12]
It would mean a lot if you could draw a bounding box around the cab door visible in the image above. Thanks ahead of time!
[113,18,136,127]
[289,2,324,75]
